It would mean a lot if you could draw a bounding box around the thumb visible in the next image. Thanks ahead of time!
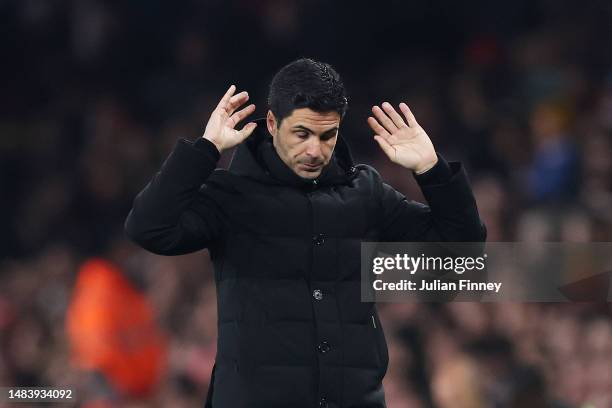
[374,135,396,161]
[238,122,257,141]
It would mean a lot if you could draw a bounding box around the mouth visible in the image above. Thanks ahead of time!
[299,163,323,171]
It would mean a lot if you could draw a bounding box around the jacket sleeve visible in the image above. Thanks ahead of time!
[124,138,225,255]
[379,154,487,242]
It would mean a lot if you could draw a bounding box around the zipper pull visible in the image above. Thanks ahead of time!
[371,314,376,329]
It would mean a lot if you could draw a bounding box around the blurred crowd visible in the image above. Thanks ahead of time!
[1,0,611,407]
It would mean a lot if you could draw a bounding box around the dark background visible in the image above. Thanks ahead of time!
[0,1,611,407]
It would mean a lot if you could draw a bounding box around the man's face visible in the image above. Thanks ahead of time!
[267,108,340,179]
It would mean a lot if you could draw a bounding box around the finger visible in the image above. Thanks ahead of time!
[372,105,398,134]
[382,102,407,129]
[399,103,419,127]
[217,85,236,110]
[238,122,257,141]
[374,135,395,160]
[227,104,256,128]
[367,116,391,138]
[226,91,250,116]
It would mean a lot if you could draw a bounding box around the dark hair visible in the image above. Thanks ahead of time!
[268,58,348,126]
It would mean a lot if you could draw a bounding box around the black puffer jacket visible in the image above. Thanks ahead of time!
[125,120,486,408]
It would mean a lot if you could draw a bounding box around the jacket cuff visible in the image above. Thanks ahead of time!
[159,138,220,185]
[193,137,221,161]
[419,161,480,219]
[414,154,452,186]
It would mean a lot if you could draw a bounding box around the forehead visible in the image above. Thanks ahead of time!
[282,108,340,131]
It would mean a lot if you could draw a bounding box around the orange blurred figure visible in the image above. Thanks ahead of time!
[66,258,167,397]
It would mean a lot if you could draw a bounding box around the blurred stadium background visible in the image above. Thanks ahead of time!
[1,0,611,407]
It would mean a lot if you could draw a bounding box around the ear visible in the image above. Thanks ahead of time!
[266,110,277,137]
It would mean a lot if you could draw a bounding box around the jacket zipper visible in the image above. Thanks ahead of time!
[305,188,321,399]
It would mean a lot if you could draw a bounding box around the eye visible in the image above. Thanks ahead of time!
[295,131,309,139]
[321,132,337,141]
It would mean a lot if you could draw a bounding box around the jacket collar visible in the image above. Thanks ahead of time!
[228,118,356,188]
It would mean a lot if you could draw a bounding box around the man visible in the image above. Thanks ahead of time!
[125,58,486,408]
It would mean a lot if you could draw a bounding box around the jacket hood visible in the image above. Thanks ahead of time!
[228,118,356,188]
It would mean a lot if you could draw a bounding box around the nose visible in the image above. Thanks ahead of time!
[305,138,322,159]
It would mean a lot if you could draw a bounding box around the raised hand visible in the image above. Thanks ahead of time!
[202,85,257,153]
[367,102,438,174]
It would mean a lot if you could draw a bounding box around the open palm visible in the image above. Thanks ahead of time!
[367,102,438,174]
[202,85,257,153]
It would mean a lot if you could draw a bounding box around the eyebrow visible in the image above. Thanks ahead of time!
[292,125,339,136]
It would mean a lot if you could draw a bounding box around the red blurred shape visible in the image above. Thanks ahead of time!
[465,35,501,66]
[65,258,167,397]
